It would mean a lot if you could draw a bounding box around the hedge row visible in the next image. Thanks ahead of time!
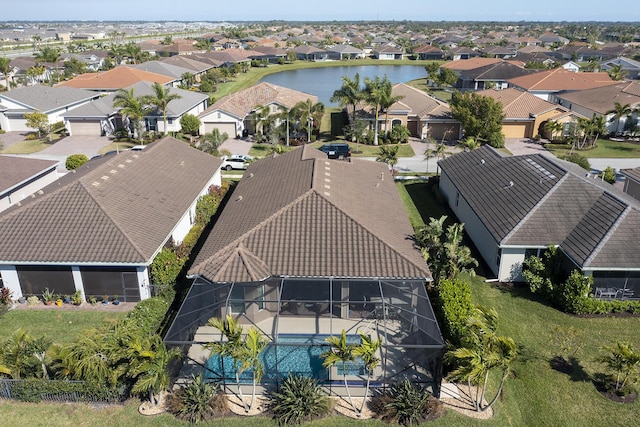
[433,278,473,346]
[1,378,126,403]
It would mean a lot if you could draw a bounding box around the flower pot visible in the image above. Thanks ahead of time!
[18,297,26,304]
[55,299,63,306]
[44,300,53,306]
[112,300,120,306]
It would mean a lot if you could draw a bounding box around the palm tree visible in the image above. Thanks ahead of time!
[542,120,564,141]
[363,75,396,145]
[0,56,12,91]
[607,63,628,81]
[35,46,60,65]
[200,128,228,154]
[607,102,632,136]
[124,42,142,64]
[378,84,404,135]
[142,82,182,135]
[375,144,400,173]
[321,329,357,414]
[352,333,382,415]
[442,223,479,280]
[445,307,517,412]
[330,73,363,127]
[205,314,249,412]
[0,328,51,380]
[113,87,146,140]
[292,99,324,142]
[240,327,268,411]
[424,139,451,176]
[597,341,640,392]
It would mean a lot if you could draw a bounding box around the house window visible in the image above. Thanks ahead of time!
[455,192,460,207]
[168,118,173,124]
[229,284,245,314]
[257,283,265,310]
[217,112,221,119]
[496,250,501,267]
[525,248,539,259]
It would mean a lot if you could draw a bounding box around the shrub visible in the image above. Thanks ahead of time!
[180,114,201,136]
[560,153,590,170]
[435,278,473,346]
[149,247,185,287]
[167,375,227,423]
[0,287,13,305]
[65,154,89,170]
[372,378,433,426]
[271,374,330,426]
[599,166,617,184]
[120,296,170,333]
[560,270,592,314]
[8,378,125,403]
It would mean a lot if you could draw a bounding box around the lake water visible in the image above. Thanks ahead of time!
[260,64,427,106]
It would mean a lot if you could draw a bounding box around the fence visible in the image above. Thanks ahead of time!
[0,378,127,404]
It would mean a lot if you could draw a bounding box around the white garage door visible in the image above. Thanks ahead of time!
[204,122,236,138]
[69,120,103,136]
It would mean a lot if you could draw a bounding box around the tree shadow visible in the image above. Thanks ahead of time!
[548,356,591,383]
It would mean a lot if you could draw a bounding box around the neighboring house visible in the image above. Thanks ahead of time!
[621,167,640,200]
[600,57,640,80]
[325,44,366,60]
[480,45,517,59]
[248,45,288,63]
[507,68,617,101]
[562,61,581,72]
[129,60,197,85]
[63,81,209,136]
[414,45,445,60]
[199,82,317,138]
[290,45,328,61]
[538,33,569,47]
[0,157,60,212]
[158,55,216,81]
[373,43,404,60]
[165,146,444,396]
[454,61,535,91]
[0,137,222,302]
[0,84,100,132]
[448,47,480,60]
[57,65,176,92]
[477,88,571,138]
[439,145,640,296]
[192,49,252,68]
[555,81,640,134]
[61,51,107,71]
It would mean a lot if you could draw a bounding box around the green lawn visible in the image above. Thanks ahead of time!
[0,309,126,344]
[544,139,640,158]
[0,138,52,154]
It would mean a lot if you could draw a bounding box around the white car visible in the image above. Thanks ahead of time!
[221,154,252,171]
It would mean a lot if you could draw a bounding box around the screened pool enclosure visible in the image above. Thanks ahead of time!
[165,276,445,397]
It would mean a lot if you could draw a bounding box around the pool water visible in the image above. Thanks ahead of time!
[205,334,364,383]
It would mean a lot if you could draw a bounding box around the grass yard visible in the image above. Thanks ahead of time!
[544,139,640,158]
[99,141,137,154]
[0,309,126,344]
[0,138,52,154]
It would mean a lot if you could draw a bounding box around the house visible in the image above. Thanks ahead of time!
[507,68,617,101]
[0,84,100,132]
[480,45,517,59]
[157,55,217,82]
[621,167,640,200]
[0,157,60,212]
[554,81,640,134]
[477,88,571,138]
[0,137,222,302]
[63,81,209,136]
[248,45,288,63]
[129,60,198,85]
[192,49,252,68]
[164,146,444,396]
[57,65,176,92]
[600,57,640,80]
[373,43,404,60]
[290,45,328,61]
[562,61,581,73]
[438,145,640,296]
[538,33,569,47]
[414,45,445,60]
[452,60,535,91]
[448,47,480,60]
[198,82,317,139]
[325,45,365,60]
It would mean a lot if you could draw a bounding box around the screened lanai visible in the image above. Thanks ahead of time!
[164,276,445,397]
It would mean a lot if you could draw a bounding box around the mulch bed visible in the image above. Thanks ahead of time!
[593,379,638,404]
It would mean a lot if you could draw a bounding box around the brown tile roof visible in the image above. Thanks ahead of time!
[56,66,174,90]
[200,82,317,120]
[390,83,454,120]
[0,137,222,264]
[189,146,431,282]
[477,88,565,119]
[555,81,640,115]
[0,157,58,193]
[621,167,640,183]
[508,68,617,92]
[440,57,502,71]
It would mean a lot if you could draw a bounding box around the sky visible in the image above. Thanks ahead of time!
[4,0,640,22]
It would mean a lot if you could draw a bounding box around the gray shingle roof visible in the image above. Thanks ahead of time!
[0,157,58,194]
[0,85,98,113]
[189,146,430,283]
[0,137,222,264]
[440,146,640,270]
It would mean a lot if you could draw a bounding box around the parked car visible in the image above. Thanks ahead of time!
[318,143,351,160]
[221,154,252,170]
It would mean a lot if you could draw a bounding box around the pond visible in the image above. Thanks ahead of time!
[260,64,427,106]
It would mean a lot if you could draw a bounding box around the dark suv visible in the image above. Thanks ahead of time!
[318,143,351,160]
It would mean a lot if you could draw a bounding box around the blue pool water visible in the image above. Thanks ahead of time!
[205,334,364,383]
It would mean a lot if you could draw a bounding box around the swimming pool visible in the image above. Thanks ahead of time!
[205,333,364,384]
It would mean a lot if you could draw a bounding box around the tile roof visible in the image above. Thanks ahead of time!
[555,81,640,115]
[158,56,215,73]
[129,61,194,79]
[477,88,565,119]
[440,146,640,270]
[56,66,175,90]
[461,61,533,81]
[440,57,502,71]
[189,146,431,283]
[0,157,58,193]
[200,82,317,120]
[0,137,222,264]
[389,83,454,120]
[508,68,617,92]
[0,85,98,113]
[621,167,640,183]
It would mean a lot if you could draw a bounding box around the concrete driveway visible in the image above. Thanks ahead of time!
[219,137,253,157]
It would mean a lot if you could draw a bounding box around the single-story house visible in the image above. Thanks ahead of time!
[373,43,404,60]
[291,45,328,61]
[0,137,222,302]
[453,60,535,91]
[56,65,177,92]
[0,157,60,212]
[63,81,209,136]
[414,45,445,60]
[439,145,640,296]
[198,82,317,138]
[164,146,444,396]
[508,68,617,101]
[325,45,366,60]
[477,88,571,139]
[600,57,640,80]
[0,84,100,132]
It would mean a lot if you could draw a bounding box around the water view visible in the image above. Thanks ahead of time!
[260,64,427,106]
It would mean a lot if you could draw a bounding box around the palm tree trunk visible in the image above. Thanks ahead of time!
[342,365,357,414]
[373,108,380,146]
[480,371,508,412]
[359,371,372,416]
[479,370,490,410]
[250,371,256,410]
[236,370,249,412]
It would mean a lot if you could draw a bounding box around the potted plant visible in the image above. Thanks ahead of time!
[17,296,26,304]
[71,290,83,306]
[0,287,13,306]
[63,294,71,304]
[42,288,55,305]
[89,296,97,306]
[112,295,121,305]
[102,295,110,305]
[27,295,40,306]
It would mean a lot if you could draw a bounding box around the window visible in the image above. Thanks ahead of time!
[455,192,460,207]
[229,284,245,314]
[496,250,501,267]
[257,284,265,310]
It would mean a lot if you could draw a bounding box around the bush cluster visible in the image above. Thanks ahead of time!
[270,374,330,426]
[167,375,228,423]
[434,278,473,346]
[371,378,443,425]
[65,154,89,170]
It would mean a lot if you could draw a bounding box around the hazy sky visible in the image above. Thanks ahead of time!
[5,0,639,22]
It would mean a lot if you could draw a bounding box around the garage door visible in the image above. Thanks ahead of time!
[427,123,460,141]
[204,122,236,138]
[68,119,103,136]
[502,123,532,139]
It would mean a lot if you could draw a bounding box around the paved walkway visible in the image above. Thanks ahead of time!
[219,136,253,157]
